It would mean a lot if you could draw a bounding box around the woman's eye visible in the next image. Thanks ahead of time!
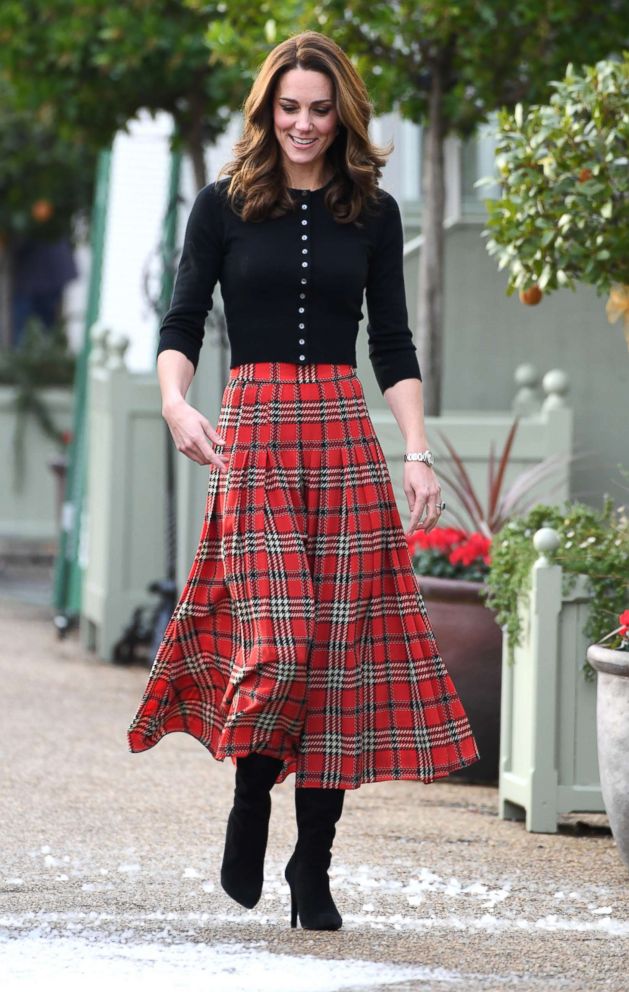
[280,106,331,116]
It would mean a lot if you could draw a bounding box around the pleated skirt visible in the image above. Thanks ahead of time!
[127,361,481,788]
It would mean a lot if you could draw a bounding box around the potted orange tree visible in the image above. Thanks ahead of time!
[407,418,570,783]
[479,54,629,348]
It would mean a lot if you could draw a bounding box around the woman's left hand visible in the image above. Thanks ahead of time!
[403,462,443,536]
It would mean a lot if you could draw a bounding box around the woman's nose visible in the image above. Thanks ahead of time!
[295,112,313,131]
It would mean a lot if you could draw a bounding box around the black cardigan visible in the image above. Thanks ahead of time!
[157,174,422,394]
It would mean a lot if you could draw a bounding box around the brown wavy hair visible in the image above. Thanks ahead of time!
[217,31,392,224]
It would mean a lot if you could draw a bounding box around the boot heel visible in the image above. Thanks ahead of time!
[289,883,298,928]
[285,854,298,927]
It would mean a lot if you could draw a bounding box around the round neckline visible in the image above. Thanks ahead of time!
[287,173,336,194]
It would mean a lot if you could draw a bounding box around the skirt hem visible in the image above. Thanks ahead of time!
[127,725,480,790]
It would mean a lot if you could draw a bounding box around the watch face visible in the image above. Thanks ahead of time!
[426,452,434,466]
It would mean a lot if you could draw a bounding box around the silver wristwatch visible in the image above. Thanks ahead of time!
[403,449,434,467]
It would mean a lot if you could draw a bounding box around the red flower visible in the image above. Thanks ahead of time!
[448,533,492,567]
[406,526,468,555]
[406,526,491,579]
[619,609,629,636]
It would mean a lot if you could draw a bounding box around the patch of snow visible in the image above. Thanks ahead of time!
[4,906,629,941]
[0,934,464,991]
[181,867,200,879]
[343,911,629,937]
[390,867,511,910]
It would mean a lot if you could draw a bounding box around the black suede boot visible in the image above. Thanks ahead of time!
[220,752,284,908]
[284,786,346,930]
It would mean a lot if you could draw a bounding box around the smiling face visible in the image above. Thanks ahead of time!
[273,67,339,183]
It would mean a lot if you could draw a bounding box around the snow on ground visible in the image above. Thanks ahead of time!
[5,850,629,938]
[3,852,629,989]
[0,930,462,992]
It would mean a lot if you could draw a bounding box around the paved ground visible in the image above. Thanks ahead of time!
[1,562,628,991]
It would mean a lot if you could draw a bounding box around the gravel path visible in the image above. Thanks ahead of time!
[1,592,628,991]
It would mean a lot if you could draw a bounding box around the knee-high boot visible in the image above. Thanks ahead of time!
[220,752,284,908]
[284,786,346,930]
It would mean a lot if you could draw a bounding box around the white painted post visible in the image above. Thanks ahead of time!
[499,527,562,832]
[541,370,573,502]
[526,527,563,831]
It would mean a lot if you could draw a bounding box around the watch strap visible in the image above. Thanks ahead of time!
[403,450,433,463]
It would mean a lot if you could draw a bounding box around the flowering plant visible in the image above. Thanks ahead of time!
[484,498,629,679]
[596,610,629,652]
[407,527,491,584]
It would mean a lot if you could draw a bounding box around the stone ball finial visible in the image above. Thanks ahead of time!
[89,321,110,367]
[513,363,542,414]
[106,332,131,371]
[533,526,561,562]
[542,369,570,410]
[515,363,540,388]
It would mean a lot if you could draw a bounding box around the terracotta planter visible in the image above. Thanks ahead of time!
[417,575,502,784]
[586,643,629,873]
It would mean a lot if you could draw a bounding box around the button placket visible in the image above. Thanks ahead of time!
[297,191,310,362]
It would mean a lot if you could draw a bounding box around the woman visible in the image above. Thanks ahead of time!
[127,30,480,932]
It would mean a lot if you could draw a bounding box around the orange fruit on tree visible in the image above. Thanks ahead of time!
[519,285,543,306]
[31,199,54,223]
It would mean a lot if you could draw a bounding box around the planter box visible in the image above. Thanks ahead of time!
[418,575,502,784]
[0,384,73,551]
[371,375,573,533]
[80,349,167,661]
[586,644,629,872]
[499,528,604,832]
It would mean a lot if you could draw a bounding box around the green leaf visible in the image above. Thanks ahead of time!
[538,263,553,291]
[514,102,524,128]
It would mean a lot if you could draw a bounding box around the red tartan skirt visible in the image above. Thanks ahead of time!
[127,361,481,788]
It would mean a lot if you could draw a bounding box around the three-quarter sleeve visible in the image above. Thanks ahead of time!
[156,182,224,372]
[365,192,422,394]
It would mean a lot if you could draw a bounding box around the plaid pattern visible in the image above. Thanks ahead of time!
[127,361,480,788]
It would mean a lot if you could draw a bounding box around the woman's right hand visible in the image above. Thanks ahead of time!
[162,397,228,473]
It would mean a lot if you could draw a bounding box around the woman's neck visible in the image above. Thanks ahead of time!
[284,163,334,191]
